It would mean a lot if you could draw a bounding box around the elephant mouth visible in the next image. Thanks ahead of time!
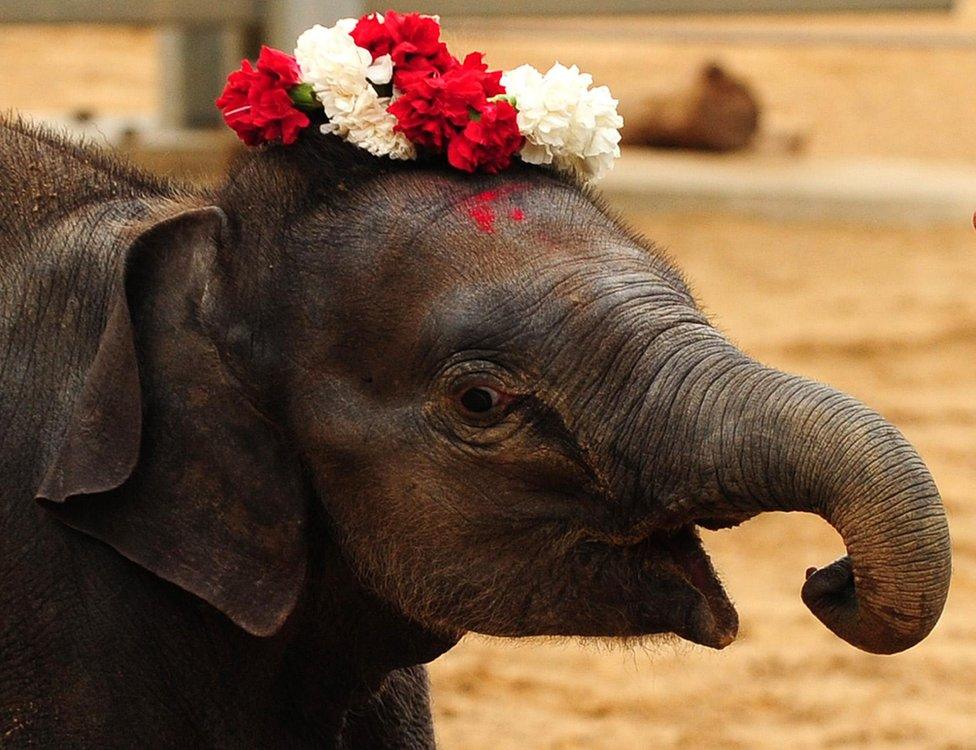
[654,525,738,649]
[585,523,739,649]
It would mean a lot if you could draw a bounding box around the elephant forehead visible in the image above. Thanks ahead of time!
[445,182,548,238]
[417,250,700,364]
[311,179,605,316]
[352,171,608,272]
[395,176,689,296]
[314,172,694,359]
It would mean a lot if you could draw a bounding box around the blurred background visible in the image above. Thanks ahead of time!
[3,2,974,747]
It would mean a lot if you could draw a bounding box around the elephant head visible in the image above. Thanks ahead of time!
[38,137,950,655]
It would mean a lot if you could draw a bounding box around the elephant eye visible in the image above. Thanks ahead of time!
[459,386,500,415]
[447,369,521,427]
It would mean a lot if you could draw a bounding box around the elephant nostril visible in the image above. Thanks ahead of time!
[801,556,857,618]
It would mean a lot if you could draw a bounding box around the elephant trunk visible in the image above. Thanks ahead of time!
[639,343,951,654]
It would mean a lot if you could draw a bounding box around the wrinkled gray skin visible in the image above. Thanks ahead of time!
[0,118,951,748]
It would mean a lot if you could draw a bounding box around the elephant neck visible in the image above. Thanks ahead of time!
[277,513,458,739]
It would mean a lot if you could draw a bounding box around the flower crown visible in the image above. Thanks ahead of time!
[216,11,623,182]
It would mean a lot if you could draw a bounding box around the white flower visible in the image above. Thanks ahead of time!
[295,21,414,160]
[324,88,416,160]
[502,63,623,182]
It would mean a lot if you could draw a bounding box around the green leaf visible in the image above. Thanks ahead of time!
[289,83,320,111]
[488,93,517,108]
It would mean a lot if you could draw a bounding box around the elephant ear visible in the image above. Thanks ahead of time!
[37,204,308,637]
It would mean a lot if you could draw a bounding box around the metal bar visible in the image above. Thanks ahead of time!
[451,17,976,49]
[0,0,261,24]
[159,26,247,129]
[0,0,951,23]
[387,0,953,13]
[265,0,366,52]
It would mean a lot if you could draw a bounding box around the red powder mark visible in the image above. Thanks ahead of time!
[460,183,528,233]
[469,204,496,233]
[474,189,500,203]
[473,185,522,204]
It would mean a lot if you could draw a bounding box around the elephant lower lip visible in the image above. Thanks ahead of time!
[567,523,738,646]
[648,526,739,649]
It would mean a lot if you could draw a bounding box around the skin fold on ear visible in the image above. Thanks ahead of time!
[37,205,308,637]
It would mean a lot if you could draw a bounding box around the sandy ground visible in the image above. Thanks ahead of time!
[2,16,975,750]
[428,213,976,749]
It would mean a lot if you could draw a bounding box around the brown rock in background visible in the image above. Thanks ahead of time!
[622,62,760,152]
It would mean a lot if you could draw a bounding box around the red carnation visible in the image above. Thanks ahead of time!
[350,13,395,57]
[216,46,310,146]
[352,11,456,88]
[388,53,506,152]
[447,100,524,174]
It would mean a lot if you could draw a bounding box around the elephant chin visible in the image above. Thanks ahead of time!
[655,526,739,649]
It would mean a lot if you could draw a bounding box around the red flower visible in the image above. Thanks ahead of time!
[254,45,303,86]
[352,11,456,88]
[447,100,524,174]
[350,13,395,57]
[216,46,310,146]
[388,53,506,152]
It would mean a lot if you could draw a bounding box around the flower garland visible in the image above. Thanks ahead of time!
[216,11,623,181]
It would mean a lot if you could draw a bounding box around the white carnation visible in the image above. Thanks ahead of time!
[324,88,416,160]
[295,22,414,160]
[502,63,623,182]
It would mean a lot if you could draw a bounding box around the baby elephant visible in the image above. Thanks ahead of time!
[0,118,949,748]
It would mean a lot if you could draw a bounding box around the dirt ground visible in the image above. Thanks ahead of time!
[2,15,975,750]
[428,212,976,749]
